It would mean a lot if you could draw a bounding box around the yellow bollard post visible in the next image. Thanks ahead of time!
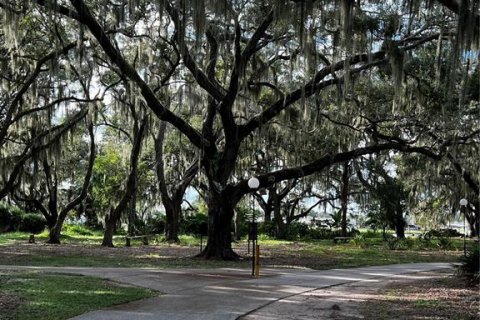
[255,244,260,277]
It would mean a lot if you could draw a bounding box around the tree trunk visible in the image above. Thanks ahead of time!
[394,205,405,239]
[466,208,479,237]
[101,118,146,247]
[234,209,242,241]
[264,207,272,222]
[395,222,405,238]
[197,192,238,260]
[273,205,287,239]
[340,162,349,237]
[48,225,62,244]
[102,210,116,247]
[154,121,198,244]
[127,191,137,236]
[164,200,181,242]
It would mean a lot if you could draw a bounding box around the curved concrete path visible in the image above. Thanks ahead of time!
[1,262,454,319]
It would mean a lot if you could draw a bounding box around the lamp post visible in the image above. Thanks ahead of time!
[248,177,260,276]
[459,198,468,256]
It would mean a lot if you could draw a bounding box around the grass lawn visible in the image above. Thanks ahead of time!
[0,229,473,270]
[0,271,156,320]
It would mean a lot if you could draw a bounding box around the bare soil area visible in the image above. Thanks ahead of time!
[360,270,480,320]
[0,241,198,259]
[242,270,479,320]
[0,292,22,320]
[0,240,460,270]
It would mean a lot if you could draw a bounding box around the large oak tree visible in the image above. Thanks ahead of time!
[2,0,478,258]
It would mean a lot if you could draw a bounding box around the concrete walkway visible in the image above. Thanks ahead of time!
[1,263,454,320]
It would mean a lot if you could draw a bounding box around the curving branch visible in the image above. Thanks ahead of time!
[49,121,96,242]
[0,107,89,199]
[32,0,80,20]
[66,0,206,148]
[165,1,226,101]
[230,141,444,202]
[239,32,444,140]
[0,42,77,148]
[239,53,387,139]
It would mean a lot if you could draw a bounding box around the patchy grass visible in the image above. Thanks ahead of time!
[360,270,480,320]
[0,231,466,270]
[257,240,461,269]
[0,271,156,320]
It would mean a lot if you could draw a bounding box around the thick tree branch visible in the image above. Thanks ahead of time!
[0,107,88,199]
[68,0,206,148]
[0,42,77,148]
[31,0,80,20]
[57,122,96,221]
[239,32,443,139]
[165,1,226,101]
[230,142,443,201]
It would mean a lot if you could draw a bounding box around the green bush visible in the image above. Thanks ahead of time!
[181,213,208,236]
[457,246,480,286]
[145,216,166,234]
[427,228,462,238]
[306,228,339,240]
[352,233,368,248]
[258,221,276,237]
[18,213,46,234]
[361,230,380,238]
[436,237,454,250]
[416,237,435,250]
[285,222,309,240]
[0,202,23,232]
[385,237,414,250]
[63,224,96,236]
[304,227,359,240]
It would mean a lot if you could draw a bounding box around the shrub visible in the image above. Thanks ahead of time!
[257,233,276,241]
[385,237,414,250]
[436,237,454,250]
[352,233,368,248]
[258,221,276,237]
[145,216,166,234]
[457,246,480,286]
[349,227,360,237]
[416,237,435,250]
[427,228,462,238]
[0,202,23,232]
[360,230,381,239]
[285,222,309,240]
[63,224,96,236]
[181,213,208,236]
[306,228,336,240]
[18,213,46,234]
[306,228,346,240]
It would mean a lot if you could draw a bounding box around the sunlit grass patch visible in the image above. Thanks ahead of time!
[0,271,156,320]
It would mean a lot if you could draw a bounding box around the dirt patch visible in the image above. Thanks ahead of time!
[0,292,22,320]
[360,270,480,320]
[241,273,392,320]
[0,242,199,265]
[242,270,479,320]
[0,240,460,270]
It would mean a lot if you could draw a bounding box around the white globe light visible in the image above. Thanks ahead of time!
[248,177,260,189]
[459,198,468,206]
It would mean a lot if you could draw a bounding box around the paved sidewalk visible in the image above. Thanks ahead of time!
[0,263,454,319]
